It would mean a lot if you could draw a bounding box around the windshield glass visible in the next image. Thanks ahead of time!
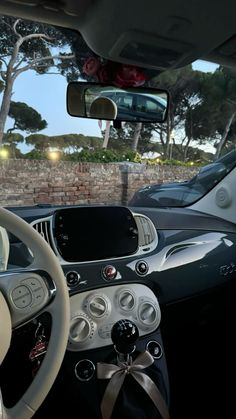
[0,15,236,209]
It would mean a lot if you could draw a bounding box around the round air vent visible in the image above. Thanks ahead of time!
[138,301,160,326]
[118,289,136,311]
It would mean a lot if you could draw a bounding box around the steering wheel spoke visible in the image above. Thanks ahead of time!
[0,270,55,328]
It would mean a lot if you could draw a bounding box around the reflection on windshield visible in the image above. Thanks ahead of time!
[130,149,236,208]
[188,149,236,198]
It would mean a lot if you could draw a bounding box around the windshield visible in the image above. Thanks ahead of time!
[0,15,236,209]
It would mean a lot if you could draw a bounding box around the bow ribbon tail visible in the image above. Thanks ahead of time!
[97,363,127,419]
[131,350,154,369]
[131,370,170,419]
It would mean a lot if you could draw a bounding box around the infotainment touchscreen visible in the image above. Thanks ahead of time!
[53,206,139,262]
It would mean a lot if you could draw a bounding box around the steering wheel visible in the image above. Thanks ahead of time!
[0,207,70,419]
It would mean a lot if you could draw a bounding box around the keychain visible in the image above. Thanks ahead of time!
[29,321,48,377]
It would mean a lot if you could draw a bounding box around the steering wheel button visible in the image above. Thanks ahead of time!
[12,285,32,308]
[33,288,45,305]
[23,277,42,291]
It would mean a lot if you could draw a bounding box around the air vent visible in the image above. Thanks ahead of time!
[31,217,54,251]
[134,214,157,248]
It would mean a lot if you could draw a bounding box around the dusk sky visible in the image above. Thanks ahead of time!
[2,59,219,153]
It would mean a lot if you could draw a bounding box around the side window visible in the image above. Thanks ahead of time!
[146,98,163,112]
[101,92,115,101]
[136,95,147,112]
[117,94,133,109]
[107,93,115,101]
[136,96,163,113]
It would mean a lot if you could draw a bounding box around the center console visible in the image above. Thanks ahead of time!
[68,283,161,351]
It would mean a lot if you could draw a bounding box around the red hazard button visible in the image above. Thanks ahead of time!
[102,265,117,281]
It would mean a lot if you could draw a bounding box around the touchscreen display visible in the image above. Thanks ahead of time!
[53,206,139,262]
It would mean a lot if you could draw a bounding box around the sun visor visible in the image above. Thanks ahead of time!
[109,30,193,70]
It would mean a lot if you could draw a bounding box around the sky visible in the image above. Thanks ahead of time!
[2,59,219,154]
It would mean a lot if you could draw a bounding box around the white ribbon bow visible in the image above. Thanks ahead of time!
[97,350,170,419]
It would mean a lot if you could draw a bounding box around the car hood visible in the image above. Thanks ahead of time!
[139,181,189,193]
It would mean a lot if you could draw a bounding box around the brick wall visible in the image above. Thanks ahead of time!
[0,159,198,207]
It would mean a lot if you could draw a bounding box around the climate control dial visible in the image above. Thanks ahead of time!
[86,293,110,319]
[69,314,94,349]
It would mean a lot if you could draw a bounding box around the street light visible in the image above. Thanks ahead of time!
[0,148,9,159]
[47,150,60,161]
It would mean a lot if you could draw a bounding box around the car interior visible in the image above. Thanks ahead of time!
[1,1,236,419]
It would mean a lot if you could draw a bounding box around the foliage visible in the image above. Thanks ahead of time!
[0,16,78,78]
[63,149,138,163]
[104,122,157,153]
[25,133,103,152]
[23,149,47,160]
[187,67,236,158]
[3,132,24,145]
[8,101,47,133]
[0,16,79,145]
[25,134,50,151]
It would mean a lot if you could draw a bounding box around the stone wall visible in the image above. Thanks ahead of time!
[0,159,198,207]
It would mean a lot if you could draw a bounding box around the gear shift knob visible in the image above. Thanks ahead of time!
[111,319,139,354]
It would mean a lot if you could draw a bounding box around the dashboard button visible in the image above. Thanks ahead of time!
[102,265,117,281]
[75,359,95,381]
[66,271,80,287]
[136,260,149,275]
[146,340,163,359]
[98,323,113,339]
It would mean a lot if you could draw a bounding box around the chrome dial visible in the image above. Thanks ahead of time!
[69,315,92,343]
[87,294,110,318]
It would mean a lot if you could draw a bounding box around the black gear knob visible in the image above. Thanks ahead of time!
[111,319,139,354]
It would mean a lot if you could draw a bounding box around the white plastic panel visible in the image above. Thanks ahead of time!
[68,283,161,351]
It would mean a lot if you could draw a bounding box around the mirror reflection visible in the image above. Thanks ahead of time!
[67,82,168,123]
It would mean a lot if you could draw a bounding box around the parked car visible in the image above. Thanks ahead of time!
[1,2,236,419]
[100,89,167,121]
[129,149,236,207]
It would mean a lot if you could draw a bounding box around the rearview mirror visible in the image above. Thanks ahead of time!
[67,82,169,123]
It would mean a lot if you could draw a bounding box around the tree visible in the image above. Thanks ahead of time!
[104,122,154,153]
[25,133,103,153]
[7,101,47,133]
[131,122,142,151]
[185,67,236,159]
[151,65,203,159]
[0,17,77,145]
[2,132,23,157]
[25,134,50,152]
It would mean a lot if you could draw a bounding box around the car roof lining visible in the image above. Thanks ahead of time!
[0,0,236,71]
